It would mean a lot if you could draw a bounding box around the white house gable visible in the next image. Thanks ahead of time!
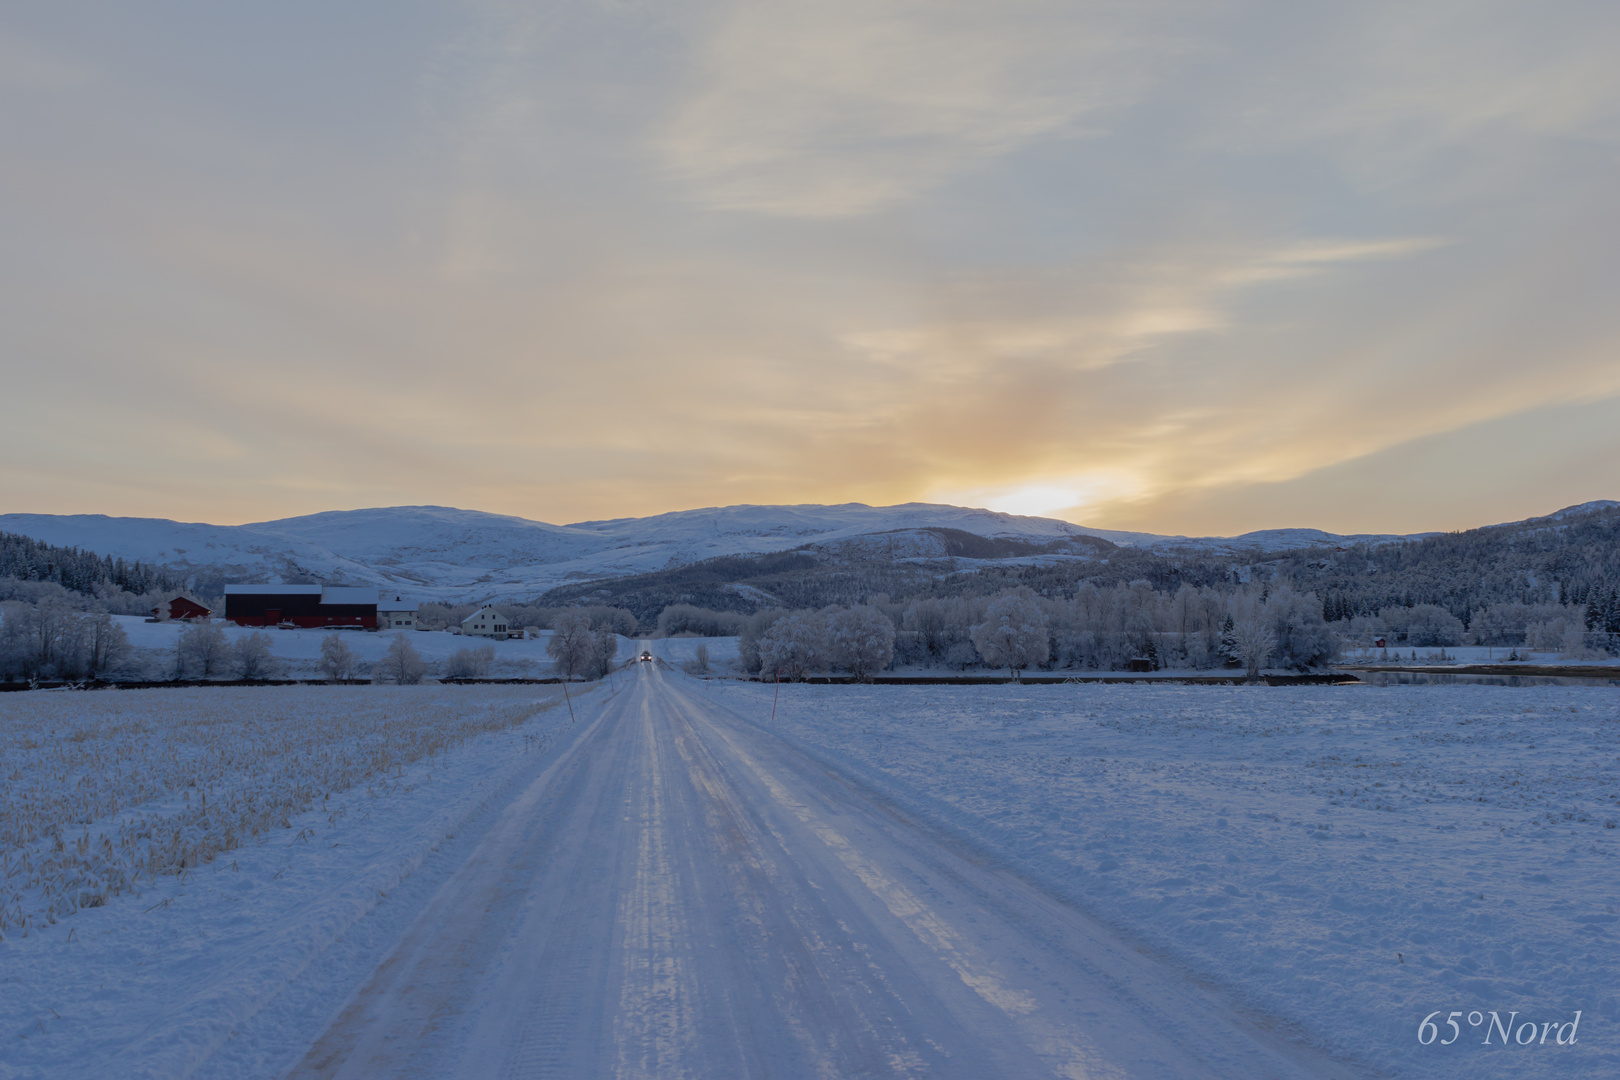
[461,607,511,638]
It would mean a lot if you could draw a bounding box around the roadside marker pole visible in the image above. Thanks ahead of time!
[563,678,577,723]
[771,669,781,723]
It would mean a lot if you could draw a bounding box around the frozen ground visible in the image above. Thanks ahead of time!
[0,683,579,1080]
[729,680,1618,1078]
[3,668,1614,1078]
[277,665,1348,1080]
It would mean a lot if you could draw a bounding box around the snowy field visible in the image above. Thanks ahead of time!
[3,676,1615,1078]
[717,680,1619,1078]
[0,682,584,1080]
[107,616,641,679]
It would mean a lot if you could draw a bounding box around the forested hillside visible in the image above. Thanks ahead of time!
[0,532,176,599]
[1282,504,1620,622]
[537,504,1620,635]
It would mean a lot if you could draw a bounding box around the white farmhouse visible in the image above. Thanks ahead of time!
[378,595,419,630]
[461,607,514,639]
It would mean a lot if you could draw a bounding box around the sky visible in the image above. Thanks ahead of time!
[3,0,1618,537]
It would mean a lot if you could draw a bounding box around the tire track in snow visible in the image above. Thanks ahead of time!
[682,687,1120,1080]
[613,690,696,1080]
[285,666,1364,1079]
[668,674,1366,1080]
[661,686,937,1079]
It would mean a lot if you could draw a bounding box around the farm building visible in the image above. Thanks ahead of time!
[378,594,419,630]
[151,595,211,621]
[223,584,379,629]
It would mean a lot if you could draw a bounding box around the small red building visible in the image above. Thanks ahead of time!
[153,596,212,621]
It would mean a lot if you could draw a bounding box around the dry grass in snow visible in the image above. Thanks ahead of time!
[0,685,559,938]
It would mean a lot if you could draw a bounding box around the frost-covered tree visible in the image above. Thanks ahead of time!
[445,643,496,678]
[547,611,593,679]
[592,625,620,676]
[971,591,1049,678]
[549,611,616,679]
[903,598,950,658]
[230,631,279,680]
[738,608,788,673]
[380,633,427,685]
[657,605,745,637]
[1381,603,1463,647]
[85,614,131,676]
[0,602,133,680]
[1527,610,1584,651]
[684,642,711,675]
[1218,613,1238,666]
[757,611,829,680]
[177,621,229,678]
[1259,582,1338,668]
[318,634,357,682]
[1229,619,1277,681]
[827,605,895,680]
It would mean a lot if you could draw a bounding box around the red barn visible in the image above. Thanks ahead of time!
[152,595,212,621]
[223,584,379,629]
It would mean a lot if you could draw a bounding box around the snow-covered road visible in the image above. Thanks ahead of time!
[286,664,1356,1079]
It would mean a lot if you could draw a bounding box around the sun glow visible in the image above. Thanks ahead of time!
[933,474,1145,522]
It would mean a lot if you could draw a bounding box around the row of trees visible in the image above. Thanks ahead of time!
[693,585,1615,676]
[172,624,284,679]
[173,625,440,684]
[741,605,899,681]
[723,587,1302,680]
[1333,600,1604,652]
[1,585,641,684]
[0,599,134,680]
[728,581,1338,678]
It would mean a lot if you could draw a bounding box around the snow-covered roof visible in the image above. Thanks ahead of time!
[321,586,378,605]
[225,584,322,595]
[223,583,379,604]
[461,607,502,624]
[377,595,418,612]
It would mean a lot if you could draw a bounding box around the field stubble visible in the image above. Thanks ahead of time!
[0,685,560,938]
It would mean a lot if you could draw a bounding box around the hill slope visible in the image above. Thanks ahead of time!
[0,501,1607,607]
[1,503,1147,602]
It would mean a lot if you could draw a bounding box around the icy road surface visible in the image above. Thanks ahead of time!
[288,664,1354,1080]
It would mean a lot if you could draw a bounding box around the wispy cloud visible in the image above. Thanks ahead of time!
[658,0,1171,216]
[2,1,1618,533]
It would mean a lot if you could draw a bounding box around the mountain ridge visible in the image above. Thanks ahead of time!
[0,500,1609,604]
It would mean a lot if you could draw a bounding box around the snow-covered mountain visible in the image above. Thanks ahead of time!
[0,500,1591,604]
[0,504,1118,601]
